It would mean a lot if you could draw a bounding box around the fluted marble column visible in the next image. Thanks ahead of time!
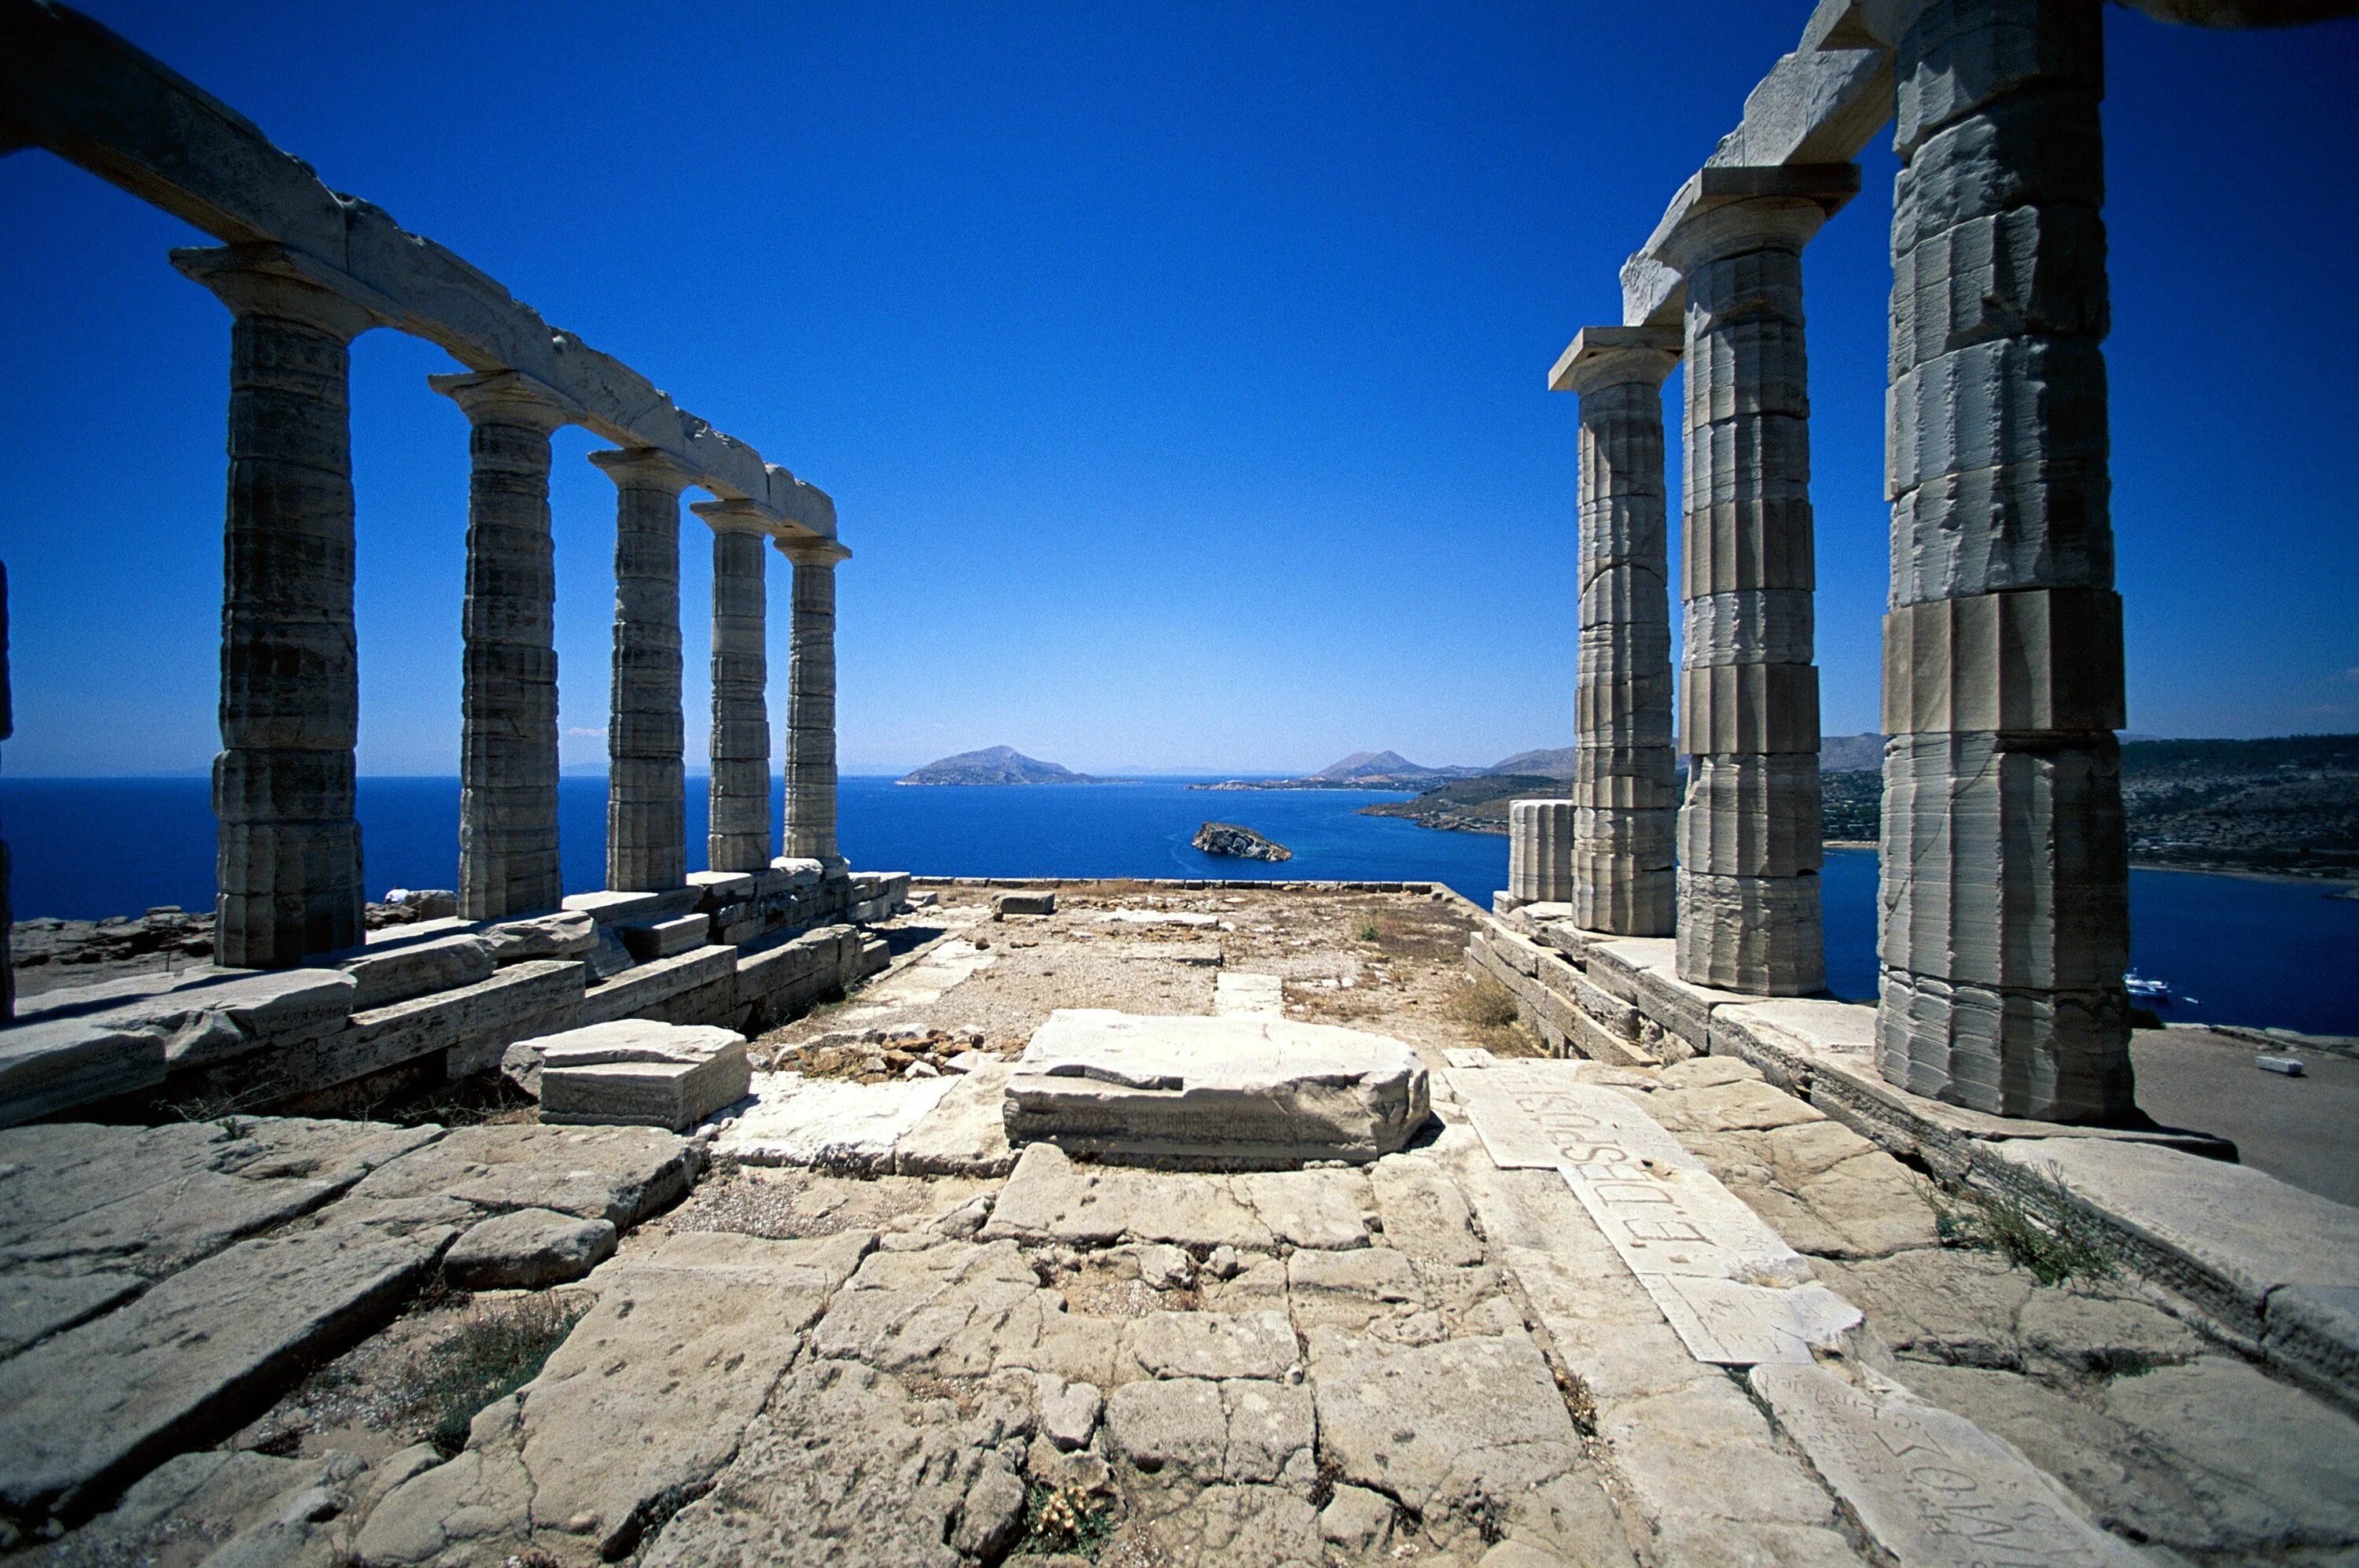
[1878,0,2129,1121]
[174,246,376,967]
[589,448,694,892]
[1660,175,1850,996]
[432,372,573,920]
[778,537,849,868]
[690,499,775,874]
[1553,326,1681,934]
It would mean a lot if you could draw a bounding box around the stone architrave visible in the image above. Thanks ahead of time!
[589,449,696,893]
[1657,170,1854,996]
[690,500,777,874]
[1507,799,1577,906]
[1875,0,2133,1123]
[778,537,850,870]
[173,245,379,968]
[432,372,578,921]
[1551,326,1682,934]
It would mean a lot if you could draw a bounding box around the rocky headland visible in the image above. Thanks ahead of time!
[1191,821,1293,861]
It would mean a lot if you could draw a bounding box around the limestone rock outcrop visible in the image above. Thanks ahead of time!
[1191,822,1293,862]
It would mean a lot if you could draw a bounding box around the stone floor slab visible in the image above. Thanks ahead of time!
[338,1123,695,1230]
[1751,1361,2142,1567]
[711,1072,955,1172]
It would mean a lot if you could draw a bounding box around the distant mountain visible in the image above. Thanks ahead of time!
[1311,749,1457,782]
[897,746,1101,786]
[1489,747,1580,778]
[1820,734,1884,772]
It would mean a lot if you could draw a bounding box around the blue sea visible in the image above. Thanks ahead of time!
[4,775,2354,1036]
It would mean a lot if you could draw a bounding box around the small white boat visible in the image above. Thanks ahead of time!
[2125,971,2171,1003]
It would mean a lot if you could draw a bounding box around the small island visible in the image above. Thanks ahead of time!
[1192,821,1293,861]
[896,745,1106,786]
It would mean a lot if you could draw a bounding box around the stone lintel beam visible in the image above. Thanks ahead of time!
[0,0,837,539]
[1621,164,1862,329]
[1548,324,1682,395]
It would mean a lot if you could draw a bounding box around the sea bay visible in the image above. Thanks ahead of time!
[3,775,2353,1036]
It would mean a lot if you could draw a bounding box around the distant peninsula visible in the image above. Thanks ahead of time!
[1194,749,1502,792]
[896,745,1110,786]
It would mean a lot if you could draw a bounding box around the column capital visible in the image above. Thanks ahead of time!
[690,496,788,537]
[776,536,852,568]
[429,369,581,433]
[588,446,699,495]
[1550,326,1681,395]
[171,243,380,341]
[1653,164,1858,274]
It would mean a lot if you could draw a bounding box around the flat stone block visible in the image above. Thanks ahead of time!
[537,1020,752,1131]
[580,945,737,1028]
[443,1206,617,1290]
[0,1018,168,1128]
[481,911,596,963]
[713,1072,958,1172]
[0,1223,447,1526]
[994,890,1056,918]
[336,933,496,1010]
[1005,1010,1430,1169]
[1750,1362,2140,1566]
[622,913,710,962]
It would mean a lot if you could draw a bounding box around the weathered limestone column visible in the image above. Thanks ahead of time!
[690,499,775,874]
[589,448,695,893]
[1659,173,1852,996]
[431,372,575,920]
[778,537,850,869]
[1507,800,1577,905]
[174,246,376,967]
[1551,327,1681,934]
[1879,0,2130,1121]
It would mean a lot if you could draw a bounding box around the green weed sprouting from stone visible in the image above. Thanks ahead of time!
[1930,1167,2118,1286]
[1013,1482,1115,1558]
[414,1294,586,1457]
[1358,922,1383,942]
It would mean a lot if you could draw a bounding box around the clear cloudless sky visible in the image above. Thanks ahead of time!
[2,1,2354,778]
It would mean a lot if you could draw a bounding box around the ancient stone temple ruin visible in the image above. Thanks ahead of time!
[0,0,907,1124]
[6,3,2359,1567]
[1522,0,2154,1122]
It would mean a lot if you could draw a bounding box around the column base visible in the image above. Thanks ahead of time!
[1675,870,1824,995]
[1876,966,2132,1123]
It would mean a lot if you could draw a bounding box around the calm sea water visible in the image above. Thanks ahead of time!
[5,776,2353,1035]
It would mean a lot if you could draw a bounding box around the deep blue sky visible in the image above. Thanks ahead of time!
[3,2,2353,778]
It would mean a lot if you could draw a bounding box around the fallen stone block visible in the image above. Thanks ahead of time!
[0,1222,449,1526]
[335,934,496,1011]
[562,886,705,927]
[258,960,583,1103]
[621,914,710,962]
[443,1206,617,1290]
[1003,1010,1430,1169]
[480,911,597,964]
[994,890,1056,918]
[536,1020,753,1132]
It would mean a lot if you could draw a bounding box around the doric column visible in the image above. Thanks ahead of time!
[431,371,575,920]
[588,447,695,893]
[778,537,850,869]
[1551,327,1681,935]
[1507,800,1577,906]
[173,246,377,968]
[1659,174,1851,996]
[690,499,775,874]
[1878,0,2129,1121]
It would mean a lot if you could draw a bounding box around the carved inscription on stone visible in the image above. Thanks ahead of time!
[1448,1063,1857,1364]
[1750,1363,2143,1567]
